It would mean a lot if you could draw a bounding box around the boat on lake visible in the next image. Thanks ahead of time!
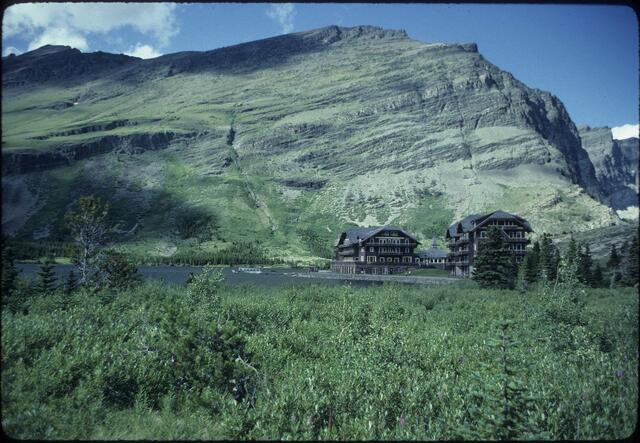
[236,267,262,274]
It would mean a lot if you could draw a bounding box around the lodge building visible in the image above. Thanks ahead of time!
[446,210,532,277]
[330,226,420,274]
[415,237,448,269]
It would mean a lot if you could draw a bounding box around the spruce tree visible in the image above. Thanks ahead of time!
[577,244,593,285]
[606,244,623,287]
[591,263,604,288]
[522,252,537,284]
[550,247,561,282]
[565,236,578,269]
[524,242,540,283]
[472,226,516,289]
[621,233,639,287]
[37,257,57,293]
[100,250,140,289]
[538,234,558,282]
[1,246,21,297]
[64,270,79,294]
[607,244,621,269]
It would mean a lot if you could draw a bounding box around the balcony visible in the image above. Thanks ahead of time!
[377,250,404,256]
[364,241,417,247]
[509,239,530,245]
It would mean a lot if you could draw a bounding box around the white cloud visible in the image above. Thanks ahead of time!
[2,45,22,56]
[27,27,88,51]
[267,3,295,34]
[611,124,639,140]
[124,43,161,59]
[3,3,178,52]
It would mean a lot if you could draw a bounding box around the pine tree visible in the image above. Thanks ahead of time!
[523,242,540,284]
[37,257,57,293]
[64,270,79,294]
[538,234,558,282]
[591,263,604,288]
[606,243,623,287]
[550,247,561,282]
[565,236,578,269]
[1,246,21,297]
[577,244,593,285]
[100,250,140,289]
[621,233,639,287]
[472,226,516,289]
[607,244,621,269]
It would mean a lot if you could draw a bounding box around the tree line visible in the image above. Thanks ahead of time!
[473,226,639,290]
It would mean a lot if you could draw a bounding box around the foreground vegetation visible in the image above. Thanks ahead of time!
[2,273,637,440]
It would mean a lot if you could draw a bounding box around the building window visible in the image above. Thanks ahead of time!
[394,257,400,263]
[480,231,487,238]
[367,256,376,263]
[369,247,374,252]
[380,257,385,263]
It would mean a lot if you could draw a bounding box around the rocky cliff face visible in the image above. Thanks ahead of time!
[579,125,639,210]
[2,45,139,87]
[1,25,624,258]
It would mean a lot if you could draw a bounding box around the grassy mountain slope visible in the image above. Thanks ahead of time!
[2,26,630,262]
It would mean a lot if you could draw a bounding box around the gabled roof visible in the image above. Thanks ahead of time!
[473,210,533,231]
[417,248,448,259]
[447,213,481,237]
[447,210,532,236]
[337,225,420,247]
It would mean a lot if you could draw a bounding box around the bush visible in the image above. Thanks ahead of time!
[1,281,637,440]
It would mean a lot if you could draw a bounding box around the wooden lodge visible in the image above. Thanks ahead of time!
[415,237,448,269]
[446,210,532,277]
[331,226,420,275]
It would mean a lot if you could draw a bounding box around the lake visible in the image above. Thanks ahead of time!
[15,263,380,288]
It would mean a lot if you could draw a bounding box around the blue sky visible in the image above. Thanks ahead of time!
[2,3,638,135]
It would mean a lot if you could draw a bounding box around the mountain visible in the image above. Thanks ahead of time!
[2,25,634,262]
[578,125,639,211]
[2,45,139,87]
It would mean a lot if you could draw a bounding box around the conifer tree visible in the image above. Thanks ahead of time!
[100,250,140,289]
[621,233,639,287]
[538,234,559,282]
[472,226,516,289]
[522,252,537,285]
[606,243,623,287]
[550,247,561,282]
[523,242,540,283]
[1,246,20,297]
[37,257,57,293]
[565,236,578,269]
[591,263,604,288]
[577,244,593,285]
[607,244,621,269]
[64,270,79,294]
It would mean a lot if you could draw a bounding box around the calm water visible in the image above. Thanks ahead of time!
[15,263,379,288]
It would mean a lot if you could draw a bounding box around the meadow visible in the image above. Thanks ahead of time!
[1,274,637,440]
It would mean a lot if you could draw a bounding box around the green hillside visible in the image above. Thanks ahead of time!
[2,26,635,262]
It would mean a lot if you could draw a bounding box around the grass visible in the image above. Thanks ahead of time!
[1,276,637,440]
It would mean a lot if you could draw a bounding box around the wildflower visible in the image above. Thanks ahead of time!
[615,370,625,379]
[399,415,406,426]
[581,392,588,401]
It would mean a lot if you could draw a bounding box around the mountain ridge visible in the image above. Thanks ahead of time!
[2,25,636,261]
